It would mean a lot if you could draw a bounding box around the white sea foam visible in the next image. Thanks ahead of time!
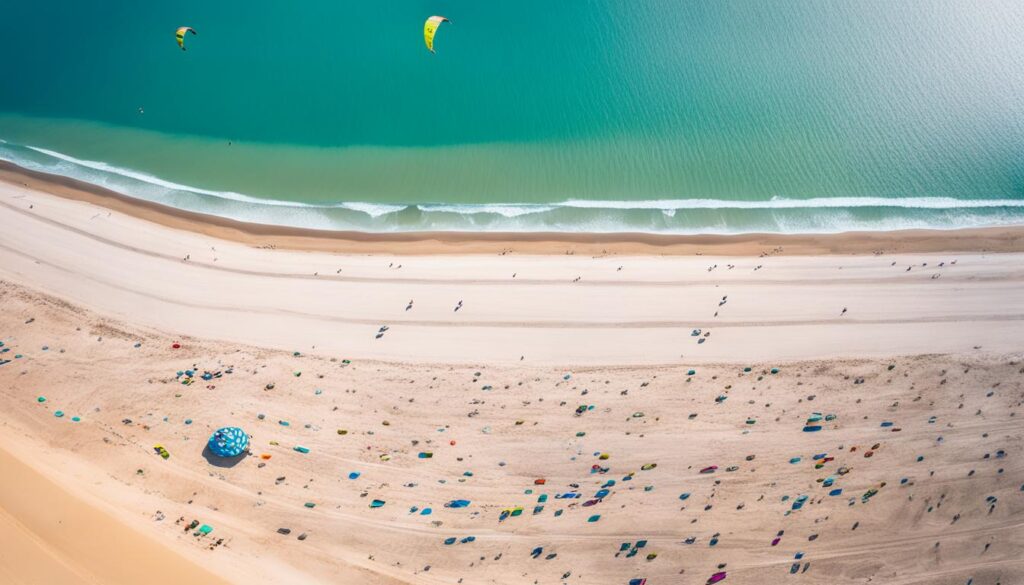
[25,146,323,208]
[337,202,408,217]
[558,196,1024,210]
[2,141,1022,234]
[15,146,409,217]
[417,204,558,218]
[16,145,1024,216]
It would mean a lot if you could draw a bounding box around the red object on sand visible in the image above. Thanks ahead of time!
[171,342,181,349]
[534,478,547,485]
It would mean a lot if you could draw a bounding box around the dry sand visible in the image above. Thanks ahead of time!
[1,169,1023,584]
[0,440,232,585]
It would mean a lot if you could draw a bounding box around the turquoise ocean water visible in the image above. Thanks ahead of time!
[2,1,1023,233]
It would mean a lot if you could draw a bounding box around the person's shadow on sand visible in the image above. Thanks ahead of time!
[202,445,249,468]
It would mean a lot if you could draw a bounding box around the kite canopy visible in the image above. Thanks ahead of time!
[176,27,196,50]
[424,16,450,53]
[208,427,248,457]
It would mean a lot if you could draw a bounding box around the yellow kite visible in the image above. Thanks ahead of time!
[176,27,196,51]
[423,16,450,53]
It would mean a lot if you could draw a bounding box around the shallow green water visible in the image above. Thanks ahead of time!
[2,1,1022,232]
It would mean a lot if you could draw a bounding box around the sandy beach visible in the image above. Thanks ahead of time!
[1,167,1023,584]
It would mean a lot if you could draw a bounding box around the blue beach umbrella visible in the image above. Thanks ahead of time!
[207,427,249,457]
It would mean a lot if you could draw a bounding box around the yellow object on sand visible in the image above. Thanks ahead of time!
[424,16,450,53]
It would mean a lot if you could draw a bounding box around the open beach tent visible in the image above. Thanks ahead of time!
[207,426,249,457]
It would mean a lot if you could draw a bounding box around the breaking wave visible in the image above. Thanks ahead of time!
[2,140,1023,234]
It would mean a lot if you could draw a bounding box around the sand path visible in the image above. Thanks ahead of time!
[1,182,1022,366]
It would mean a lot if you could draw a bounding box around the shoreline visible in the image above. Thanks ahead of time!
[2,172,1023,367]
[3,160,1023,256]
